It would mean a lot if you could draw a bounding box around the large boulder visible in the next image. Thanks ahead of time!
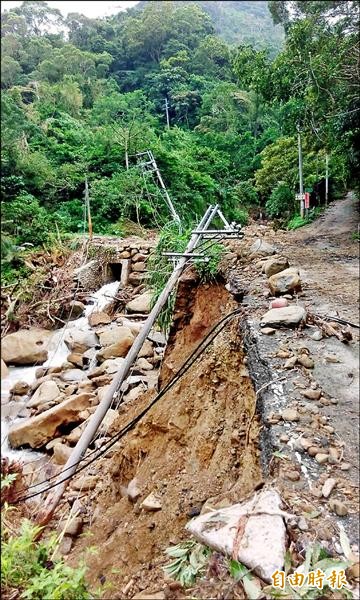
[263,257,290,278]
[2,328,52,365]
[8,392,96,448]
[88,311,111,327]
[1,359,9,379]
[250,239,276,257]
[27,380,62,408]
[97,338,134,362]
[260,305,306,328]
[268,267,302,295]
[126,291,152,314]
[98,326,134,347]
[64,329,98,354]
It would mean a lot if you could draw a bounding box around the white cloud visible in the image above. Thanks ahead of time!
[1,1,139,19]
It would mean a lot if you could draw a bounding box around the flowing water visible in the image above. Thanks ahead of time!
[1,281,120,463]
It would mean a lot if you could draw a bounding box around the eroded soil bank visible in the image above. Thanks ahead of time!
[68,276,262,598]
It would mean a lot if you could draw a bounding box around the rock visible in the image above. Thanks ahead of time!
[276,350,291,358]
[72,476,97,491]
[328,447,339,461]
[53,442,72,465]
[286,471,300,481]
[186,489,286,583]
[97,336,134,362]
[99,326,134,348]
[126,291,152,314]
[322,478,337,498]
[302,389,321,400]
[100,357,125,375]
[328,500,348,517]
[9,393,95,448]
[68,300,85,319]
[10,381,30,396]
[315,453,329,464]
[60,369,88,383]
[270,298,289,309]
[132,262,146,272]
[136,358,153,371]
[311,330,323,341]
[261,327,276,335]
[268,268,302,296]
[307,446,322,457]
[126,478,141,502]
[27,380,61,408]
[97,385,111,402]
[141,492,162,511]
[250,239,276,257]
[148,331,167,345]
[281,409,299,422]
[297,355,314,369]
[63,517,83,537]
[125,385,146,403]
[2,328,52,365]
[138,340,154,358]
[132,253,147,263]
[99,409,118,434]
[261,305,306,328]
[88,311,111,327]
[64,329,98,354]
[67,353,84,368]
[264,257,290,278]
[300,438,312,450]
[1,359,9,379]
[56,536,73,556]
[280,434,289,443]
[340,463,351,471]
[284,356,297,369]
[298,517,309,531]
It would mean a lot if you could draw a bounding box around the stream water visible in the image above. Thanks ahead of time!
[1,281,121,463]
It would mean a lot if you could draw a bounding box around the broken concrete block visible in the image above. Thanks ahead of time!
[186,489,286,583]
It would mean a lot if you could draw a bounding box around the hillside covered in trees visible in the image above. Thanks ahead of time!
[1,0,359,269]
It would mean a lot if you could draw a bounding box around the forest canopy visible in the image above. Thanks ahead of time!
[1,0,359,250]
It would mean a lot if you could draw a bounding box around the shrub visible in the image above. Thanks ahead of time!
[266,182,294,218]
[2,193,54,246]
[1,507,92,600]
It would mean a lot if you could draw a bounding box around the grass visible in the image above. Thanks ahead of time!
[287,207,323,230]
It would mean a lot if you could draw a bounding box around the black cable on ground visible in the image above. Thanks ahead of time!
[13,307,243,504]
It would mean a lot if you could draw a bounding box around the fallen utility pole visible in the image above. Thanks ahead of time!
[36,204,220,526]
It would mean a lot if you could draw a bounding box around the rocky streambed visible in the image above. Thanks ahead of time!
[1,247,166,469]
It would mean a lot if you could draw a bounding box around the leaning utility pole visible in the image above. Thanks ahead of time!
[36,204,237,527]
[297,124,304,218]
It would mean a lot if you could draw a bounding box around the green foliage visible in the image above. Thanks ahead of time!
[266,182,294,218]
[163,540,211,587]
[0,0,356,239]
[194,243,226,283]
[286,215,308,230]
[2,193,54,245]
[229,559,262,599]
[1,509,92,600]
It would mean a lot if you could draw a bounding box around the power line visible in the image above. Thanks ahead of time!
[13,307,243,504]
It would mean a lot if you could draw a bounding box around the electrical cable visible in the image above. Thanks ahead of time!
[13,307,243,504]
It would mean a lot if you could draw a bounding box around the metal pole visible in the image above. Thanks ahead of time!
[325,153,329,207]
[165,98,170,130]
[297,127,304,218]
[36,205,218,526]
[85,176,93,241]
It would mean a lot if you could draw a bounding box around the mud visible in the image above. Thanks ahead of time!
[69,279,262,598]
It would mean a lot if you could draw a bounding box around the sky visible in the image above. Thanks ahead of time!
[1,1,139,19]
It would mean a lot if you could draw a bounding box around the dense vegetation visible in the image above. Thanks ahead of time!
[1,0,359,261]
